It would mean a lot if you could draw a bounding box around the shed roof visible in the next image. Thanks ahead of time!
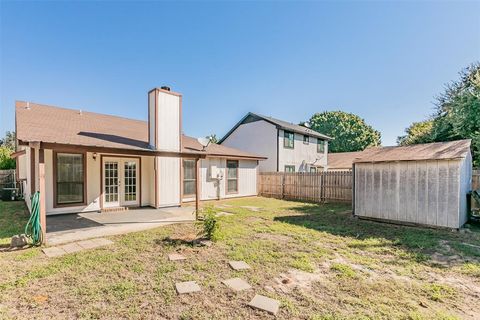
[219,112,332,143]
[327,151,364,169]
[353,140,471,163]
[15,101,265,160]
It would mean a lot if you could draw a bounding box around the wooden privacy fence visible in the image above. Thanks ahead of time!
[0,169,16,190]
[259,171,353,203]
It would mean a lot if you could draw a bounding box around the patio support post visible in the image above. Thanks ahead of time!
[195,157,200,219]
[38,148,47,244]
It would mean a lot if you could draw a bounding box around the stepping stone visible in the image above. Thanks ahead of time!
[175,281,201,294]
[222,277,252,291]
[229,260,251,271]
[248,294,280,315]
[215,211,233,217]
[58,242,83,254]
[240,206,262,212]
[91,238,113,246]
[77,239,100,249]
[42,246,67,258]
[168,253,187,261]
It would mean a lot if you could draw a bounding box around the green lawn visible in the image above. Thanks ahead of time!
[0,201,30,245]
[1,198,480,319]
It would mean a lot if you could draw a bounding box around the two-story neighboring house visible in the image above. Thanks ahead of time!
[219,112,332,172]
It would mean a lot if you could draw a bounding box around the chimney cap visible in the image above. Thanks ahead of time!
[160,86,171,91]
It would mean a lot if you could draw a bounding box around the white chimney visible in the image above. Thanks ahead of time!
[148,86,182,152]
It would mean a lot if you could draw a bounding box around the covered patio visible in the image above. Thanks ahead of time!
[46,206,196,246]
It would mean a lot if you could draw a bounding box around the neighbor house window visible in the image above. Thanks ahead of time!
[285,165,295,173]
[284,131,294,149]
[183,159,196,196]
[227,160,238,193]
[303,135,309,144]
[317,140,325,153]
[55,153,85,205]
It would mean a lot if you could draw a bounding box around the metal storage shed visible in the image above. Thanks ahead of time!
[353,140,472,229]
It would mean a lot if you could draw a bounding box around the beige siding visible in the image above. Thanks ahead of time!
[224,159,258,199]
[141,156,155,207]
[156,156,181,207]
[155,92,180,152]
[197,158,258,201]
[148,90,155,148]
[355,158,468,228]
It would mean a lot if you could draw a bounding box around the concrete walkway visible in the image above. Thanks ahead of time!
[46,206,195,246]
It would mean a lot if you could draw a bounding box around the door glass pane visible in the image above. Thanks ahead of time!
[124,161,137,202]
[104,162,118,203]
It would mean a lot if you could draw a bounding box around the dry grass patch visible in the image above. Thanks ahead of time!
[1,198,480,319]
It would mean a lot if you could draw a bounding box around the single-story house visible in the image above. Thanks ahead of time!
[13,87,265,242]
[353,140,472,229]
[327,151,364,171]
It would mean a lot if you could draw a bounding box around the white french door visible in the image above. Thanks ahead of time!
[103,157,140,208]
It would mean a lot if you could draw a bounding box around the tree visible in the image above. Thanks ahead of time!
[206,134,218,144]
[0,147,15,169]
[398,62,480,166]
[307,111,381,153]
[397,120,434,146]
[0,131,15,150]
[0,131,16,169]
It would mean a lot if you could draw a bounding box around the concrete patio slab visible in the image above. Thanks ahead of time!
[46,207,195,246]
[59,242,83,254]
[175,281,201,294]
[222,277,252,291]
[229,260,251,271]
[248,294,280,315]
[168,253,186,261]
[42,246,67,258]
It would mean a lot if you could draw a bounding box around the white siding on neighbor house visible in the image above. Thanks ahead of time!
[155,91,180,152]
[277,129,328,172]
[156,156,181,207]
[221,120,277,172]
[191,157,258,201]
[355,158,468,229]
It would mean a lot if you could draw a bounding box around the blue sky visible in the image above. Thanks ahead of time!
[1,1,479,146]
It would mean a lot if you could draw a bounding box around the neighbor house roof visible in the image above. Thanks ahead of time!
[327,151,364,169]
[353,140,472,163]
[15,101,265,160]
[218,112,332,143]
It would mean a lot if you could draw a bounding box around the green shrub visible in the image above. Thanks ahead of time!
[202,208,218,240]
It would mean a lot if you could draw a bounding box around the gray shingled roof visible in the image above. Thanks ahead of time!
[219,112,332,143]
[15,101,266,159]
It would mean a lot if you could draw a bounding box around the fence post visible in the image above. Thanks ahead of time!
[281,172,285,199]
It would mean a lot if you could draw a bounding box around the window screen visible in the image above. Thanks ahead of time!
[56,153,84,205]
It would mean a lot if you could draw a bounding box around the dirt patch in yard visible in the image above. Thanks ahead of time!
[2,198,480,319]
